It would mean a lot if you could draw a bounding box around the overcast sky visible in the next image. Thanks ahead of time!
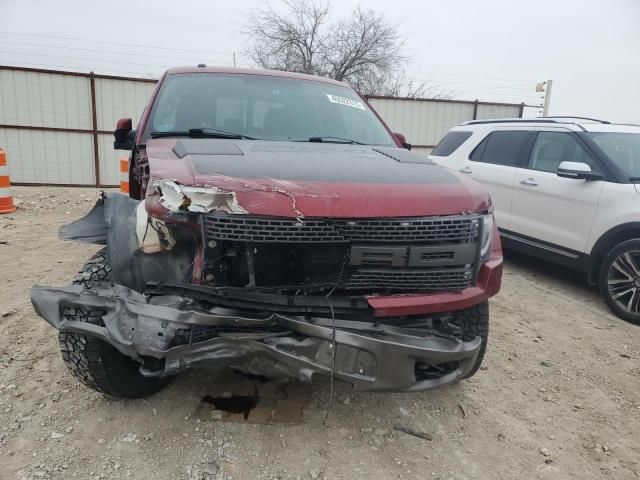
[1,0,639,122]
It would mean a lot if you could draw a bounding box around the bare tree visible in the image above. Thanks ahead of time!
[244,1,450,98]
[244,0,329,75]
[365,71,455,99]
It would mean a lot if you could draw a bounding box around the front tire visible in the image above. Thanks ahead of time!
[599,239,640,325]
[58,249,173,398]
[455,302,489,379]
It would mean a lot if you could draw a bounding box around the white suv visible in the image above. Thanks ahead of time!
[430,117,640,324]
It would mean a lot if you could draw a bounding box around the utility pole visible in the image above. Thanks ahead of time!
[536,80,553,116]
[233,52,237,68]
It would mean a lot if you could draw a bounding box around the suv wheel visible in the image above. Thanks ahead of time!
[599,239,640,325]
[58,249,174,398]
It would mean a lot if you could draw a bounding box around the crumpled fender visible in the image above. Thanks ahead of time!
[58,192,193,292]
[59,193,112,244]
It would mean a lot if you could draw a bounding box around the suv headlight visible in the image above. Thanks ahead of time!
[480,214,494,261]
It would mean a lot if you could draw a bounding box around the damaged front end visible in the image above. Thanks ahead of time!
[32,186,500,392]
[31,282,481,392]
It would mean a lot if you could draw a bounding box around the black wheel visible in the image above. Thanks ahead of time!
[58,249,173,398]
[599,239,640,325]
[455,302,489,379]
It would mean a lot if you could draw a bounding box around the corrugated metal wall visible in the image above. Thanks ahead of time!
[0,129,95,184]
[94,78,156,185]
[0,66,523,185]
[0,69,96,183]
[0,67,156,186]
[368,97,522,156]
[0,69,92,128]
[476,103,523,121]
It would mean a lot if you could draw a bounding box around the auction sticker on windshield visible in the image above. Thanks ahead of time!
[326,94,366,110]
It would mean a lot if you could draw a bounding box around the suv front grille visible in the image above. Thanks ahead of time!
[204,215,480,244]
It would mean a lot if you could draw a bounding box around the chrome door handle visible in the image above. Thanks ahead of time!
[459,166,472,174]
[520,178,538,186]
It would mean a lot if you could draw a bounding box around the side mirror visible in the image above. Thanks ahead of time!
[557,161,603,181]
[394,132,412,151]
[114,118,135,150]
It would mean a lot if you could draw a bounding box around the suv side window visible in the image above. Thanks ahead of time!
[432,131,472,156]
[469,131,531,166]
[528,131,593,173]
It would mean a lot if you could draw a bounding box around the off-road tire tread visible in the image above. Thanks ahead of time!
[58,249,171,398]
[456,302,489,379]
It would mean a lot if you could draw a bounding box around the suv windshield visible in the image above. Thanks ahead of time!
[145,73,395,146]
[588,132,640,179]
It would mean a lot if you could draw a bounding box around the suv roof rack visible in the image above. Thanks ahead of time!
[540,116,610,124]
[465,118,561,125]
[465,116,611,128]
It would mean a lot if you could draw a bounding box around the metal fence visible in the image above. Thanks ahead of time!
[0,65,524,186]
[0,66,156,186]
[367,96,524,157]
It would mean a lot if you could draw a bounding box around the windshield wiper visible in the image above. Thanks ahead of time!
[306,136,364,145]
[629,177,640,182]
[150,128,256,140]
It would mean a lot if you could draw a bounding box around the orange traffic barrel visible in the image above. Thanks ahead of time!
[120,158,129,194]
[0,149,16,214]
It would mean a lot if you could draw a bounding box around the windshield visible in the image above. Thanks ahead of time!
[145,73,395,146]
[588,132,640,179]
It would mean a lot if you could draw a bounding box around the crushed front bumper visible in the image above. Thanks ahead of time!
[31,283,482,392]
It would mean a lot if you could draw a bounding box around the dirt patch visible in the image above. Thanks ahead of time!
[1,186,639,480]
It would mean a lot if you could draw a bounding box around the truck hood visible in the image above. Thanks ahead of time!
[145,138,491,218]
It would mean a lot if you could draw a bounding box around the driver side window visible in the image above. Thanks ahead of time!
[529,132,593,173]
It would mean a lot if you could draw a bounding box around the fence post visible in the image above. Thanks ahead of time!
[472,99,479,120]
[89,71,101,186]
[519,102,525,118]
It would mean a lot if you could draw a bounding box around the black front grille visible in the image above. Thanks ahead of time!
[204,215,480,244]
[345,268,473,290]
[204,217,345,243]
[333,217,480,243]
[203,214,481,293]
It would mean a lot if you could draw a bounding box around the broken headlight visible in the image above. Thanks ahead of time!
[150,178,247,214]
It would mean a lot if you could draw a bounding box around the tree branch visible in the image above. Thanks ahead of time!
[243,0,452,98]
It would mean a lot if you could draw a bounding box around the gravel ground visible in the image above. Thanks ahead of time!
[1,186,639,480]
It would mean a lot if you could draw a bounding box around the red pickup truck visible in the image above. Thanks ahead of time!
[31,66,502,398]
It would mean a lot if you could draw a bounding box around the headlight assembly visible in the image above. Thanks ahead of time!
[480,214,494,260]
